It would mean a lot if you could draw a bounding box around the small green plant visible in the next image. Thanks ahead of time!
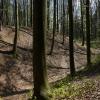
[27,90,33,99]
[48,77,95,100]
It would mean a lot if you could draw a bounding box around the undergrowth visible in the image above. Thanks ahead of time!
[28,55,100,100]
[48,76,95,100]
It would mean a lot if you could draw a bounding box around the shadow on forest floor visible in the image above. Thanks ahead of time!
[0,60,32,97]
[0,89,30,97]
[1,61,100,98]
[0,56,32,97]
[0,51,33,98]
[51,61,100,87]
[0,50,13,54]
[76,62,100,77]
[0,40,32,53]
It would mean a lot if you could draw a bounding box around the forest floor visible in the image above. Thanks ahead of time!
[0,27,100,100]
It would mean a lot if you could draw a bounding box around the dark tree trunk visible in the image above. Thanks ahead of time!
[5,0,9,25]
[26,0,28,26]
[62,0,65,44]
[80,0,85,46]
[56,0,59,32]
[23,0,26,26]
[47,0,50,31]
[13,0,19,54]
[49,0,56,55]
[86,0,91,66]
[0,0,4,31]
[66,6,69,36]
[32,0,49,99]
[68,0,75,77]
[30,0,33,27]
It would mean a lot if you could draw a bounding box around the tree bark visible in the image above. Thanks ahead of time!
[49,0,56,55]
[13,0,19,54]
[68,0,75,76]
[33,0,49,99]
[86,0,91,66]
[80,0,85,46]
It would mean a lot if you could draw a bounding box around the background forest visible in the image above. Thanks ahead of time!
[0,0,100,100]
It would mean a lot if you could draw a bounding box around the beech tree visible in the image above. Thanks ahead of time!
[49,0,56,55]
[13,0,19,54]
[80,0,85,46]
[33,0,49,99]
[68,0,75,76]
[86,0,91,66]
[0,0,3,31]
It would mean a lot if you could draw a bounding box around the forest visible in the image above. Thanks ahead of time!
[0,0,100,100]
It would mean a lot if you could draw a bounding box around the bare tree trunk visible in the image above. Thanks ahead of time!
[68,0,75,77]
[86,0,91,66]
[62,0,65,44]
[49,0,56,55]
[13,0,19,54]
[80,0,85,46]
[32,0,49,99]
[30,0,33,27]
[56,0,59,32]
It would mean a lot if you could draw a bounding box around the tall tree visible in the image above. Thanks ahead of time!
[49,0,56,55]
[56,0,59,32]
[30,0,32,27]
[13,0,19,54]
[94,1,98,39]
[66,6,69,36]
[33,0,49,99]
[0,0,3,31]
[62,0,65,44]
[47,0,50,30]
[68,0,75,76]
[5,0,10,25]
[80,0,85,46]
[18,2,20,27]
[23,0,26,26]
[86,0,91,66]
[26,0,28,26]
